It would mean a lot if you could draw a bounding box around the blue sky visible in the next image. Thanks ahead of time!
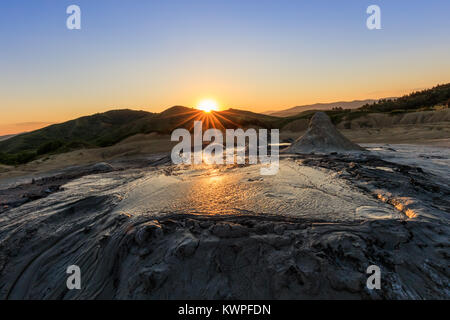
[0,0,449,130]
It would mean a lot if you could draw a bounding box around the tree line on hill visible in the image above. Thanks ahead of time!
[360,83,450,112]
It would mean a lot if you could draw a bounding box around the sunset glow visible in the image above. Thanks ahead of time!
[196,99,219,113]
[0,1,449,136]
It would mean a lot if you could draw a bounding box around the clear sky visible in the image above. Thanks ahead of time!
[1,0,449,134]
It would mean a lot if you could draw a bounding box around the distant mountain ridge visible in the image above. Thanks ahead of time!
[265,99,379,117]
[361,83,450,112]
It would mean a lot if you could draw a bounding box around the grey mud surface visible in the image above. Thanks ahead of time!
[0,152,449,299]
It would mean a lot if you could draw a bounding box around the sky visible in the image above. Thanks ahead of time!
[0,0,449,134]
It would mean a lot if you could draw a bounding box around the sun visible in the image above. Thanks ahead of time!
[197,99,219,113]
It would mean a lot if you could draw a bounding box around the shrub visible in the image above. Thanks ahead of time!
[37,140,63,155]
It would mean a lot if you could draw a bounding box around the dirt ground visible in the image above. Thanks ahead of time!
[281,124,450,147]
[1,124,449,181]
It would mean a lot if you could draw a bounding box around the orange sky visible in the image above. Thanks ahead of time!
[1,78,447,136]
[2,1,450,135]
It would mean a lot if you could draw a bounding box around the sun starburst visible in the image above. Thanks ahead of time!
[197,99,219,113]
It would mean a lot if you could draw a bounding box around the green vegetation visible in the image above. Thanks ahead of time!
[360,83,450,112]
[0,109,155,165]
[0,151,36,165]
[0,107,282,165]
[283,83,450,126]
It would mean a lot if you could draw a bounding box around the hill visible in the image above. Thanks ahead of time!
[280,83,450,129]
[265,99,378,117]
[0,134,16,142]
[360,83,450,112]
[1,83,448,165]
[0,107,281,165]
[267,83,450,118]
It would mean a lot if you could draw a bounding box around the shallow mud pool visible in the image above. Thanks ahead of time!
[109,160,402,220]
[362,143,450,177]
[0,150,449,299]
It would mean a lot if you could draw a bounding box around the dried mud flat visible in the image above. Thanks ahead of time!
[0,152,449,299]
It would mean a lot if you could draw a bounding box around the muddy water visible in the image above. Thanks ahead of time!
[67,160,400,220]
[0,157,448,299]
[362,143,450,177]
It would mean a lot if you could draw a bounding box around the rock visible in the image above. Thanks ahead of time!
[138,264,170,291]
[209,222,249,238]
[134,221,163,245]
[327,270,363,293]
[175,235,199,258]
[283,112,366,154]
[90,162,114,173]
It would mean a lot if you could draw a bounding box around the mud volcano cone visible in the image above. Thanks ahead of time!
[284,112,365,154]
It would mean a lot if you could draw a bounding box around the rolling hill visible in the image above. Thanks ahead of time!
[1,83,448,165]
[275,83,450,128]
[265,99,378,117]
[360,83,450,112]
[265,83,450,117]
[0,107,282,165]
[0,135,16,142]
